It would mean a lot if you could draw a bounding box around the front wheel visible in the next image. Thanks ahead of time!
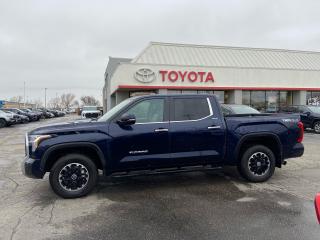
[238,145,275,182]
[49,154,98,198]
[313,121,320,133]
[0,119,7,128]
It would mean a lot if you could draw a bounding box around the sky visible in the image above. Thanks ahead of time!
[1,0,320,105]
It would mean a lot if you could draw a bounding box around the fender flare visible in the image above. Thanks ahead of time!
[40,142,106,173]
[235,132,283,164]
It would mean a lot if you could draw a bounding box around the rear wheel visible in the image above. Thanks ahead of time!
[49,154,98,198]
[0,119,7,128]
[313,121,320,133]
[238,145,275,182]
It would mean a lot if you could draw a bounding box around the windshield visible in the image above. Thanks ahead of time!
[83,106,98,111]
[229,105,260,114]
[308,106,320,114]
[98,98,135,122]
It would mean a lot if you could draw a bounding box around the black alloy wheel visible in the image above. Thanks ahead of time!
[238,145,276,182]
[49,154,98,198]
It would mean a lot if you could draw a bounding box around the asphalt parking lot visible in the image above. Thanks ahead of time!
[0,115,319,240]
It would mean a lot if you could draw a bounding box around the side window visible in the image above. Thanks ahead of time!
[290,106,298,113]
[298,106,307,113]
[125,98,164,123]
[172,98,211,121]
[221,106,232,116]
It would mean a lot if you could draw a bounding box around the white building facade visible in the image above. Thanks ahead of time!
[103,42,320,112]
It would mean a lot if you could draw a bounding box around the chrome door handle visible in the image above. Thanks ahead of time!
[154,128,169,132]
[208,126,221,129]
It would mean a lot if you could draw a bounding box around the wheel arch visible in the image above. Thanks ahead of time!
[41,142,106,174]
[235,133,283,168]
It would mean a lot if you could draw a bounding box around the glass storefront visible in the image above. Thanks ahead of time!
[307,91,320,105]
[243,90,292,112]
[166,90,225,103]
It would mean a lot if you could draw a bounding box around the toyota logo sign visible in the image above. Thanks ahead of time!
[134,68,156,83]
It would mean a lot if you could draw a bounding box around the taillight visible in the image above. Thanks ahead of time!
[297,121,304,143]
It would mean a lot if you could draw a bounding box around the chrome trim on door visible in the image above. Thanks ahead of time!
[154,128,169,132]
[208,126,221,129]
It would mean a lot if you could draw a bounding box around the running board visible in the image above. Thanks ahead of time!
[109,165,223,178]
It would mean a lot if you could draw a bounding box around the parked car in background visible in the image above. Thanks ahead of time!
[37,109,55,118]
[221,104,260,116]
[47,109,65,117]
[0,109,15,127]
[5,108,38,122]
[22,94,304,198]
[279,105,320,133]
[81,106,102,119]
[21,109,43,120]
[3,110,29,124]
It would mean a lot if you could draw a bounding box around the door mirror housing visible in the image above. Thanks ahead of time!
[315,193,320,224]
[117,113,136,126]
[303,111,311,116]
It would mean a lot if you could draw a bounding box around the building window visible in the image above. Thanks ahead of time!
[251,91,266,112]
[307,91,320,105]
[242,90,292,112]
[280,91,292,107]
[242,91,250,105]
[214,91,225,103]
[266,91,279,112]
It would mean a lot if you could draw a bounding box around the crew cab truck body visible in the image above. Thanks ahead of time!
[22,94,304,198]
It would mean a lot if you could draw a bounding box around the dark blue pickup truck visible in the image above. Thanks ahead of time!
[22,94,304,198]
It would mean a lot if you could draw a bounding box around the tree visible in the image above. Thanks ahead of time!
[32,99,43,108]
[73,100,80,108]
[80,96,100,106]
[48,97,61,109]
[60,93,76,109]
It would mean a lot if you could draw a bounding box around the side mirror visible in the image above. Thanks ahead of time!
[303,111,311,116]
[315,194,320,224]
[117,113,136,126]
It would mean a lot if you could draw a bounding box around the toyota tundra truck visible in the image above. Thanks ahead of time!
[22,94,304,198]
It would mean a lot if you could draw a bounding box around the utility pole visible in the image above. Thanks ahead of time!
[23,81,26,108]
[44,88,47,109]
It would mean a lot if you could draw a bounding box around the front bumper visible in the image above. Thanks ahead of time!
[7,118,16,125]
[21,156,45,179]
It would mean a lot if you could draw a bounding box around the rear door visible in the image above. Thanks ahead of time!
[164,96,226,167]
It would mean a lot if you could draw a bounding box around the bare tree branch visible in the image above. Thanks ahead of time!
[80,96,100,106]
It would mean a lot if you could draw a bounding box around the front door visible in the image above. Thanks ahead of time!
[108,97,170,171]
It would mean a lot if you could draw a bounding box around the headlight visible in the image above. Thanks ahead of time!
[29,135,52,152]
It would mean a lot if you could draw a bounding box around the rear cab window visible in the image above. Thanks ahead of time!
[170,97,212,121]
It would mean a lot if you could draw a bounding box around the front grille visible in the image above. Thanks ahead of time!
[84,113,99,118]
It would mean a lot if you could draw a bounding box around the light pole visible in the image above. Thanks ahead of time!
[23,81,26,108]
[44,88,47,109]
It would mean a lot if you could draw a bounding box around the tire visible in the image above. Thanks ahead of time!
[313,121,320,134]
[49,154,98,198]
[0,119,7,128]
[238,145,275,182]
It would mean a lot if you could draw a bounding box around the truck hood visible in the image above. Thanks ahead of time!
[29,120,108,135]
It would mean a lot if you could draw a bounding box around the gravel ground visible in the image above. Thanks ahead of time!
[0,115,319,240]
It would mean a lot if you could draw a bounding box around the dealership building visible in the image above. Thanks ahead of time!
[103,42,320,112]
